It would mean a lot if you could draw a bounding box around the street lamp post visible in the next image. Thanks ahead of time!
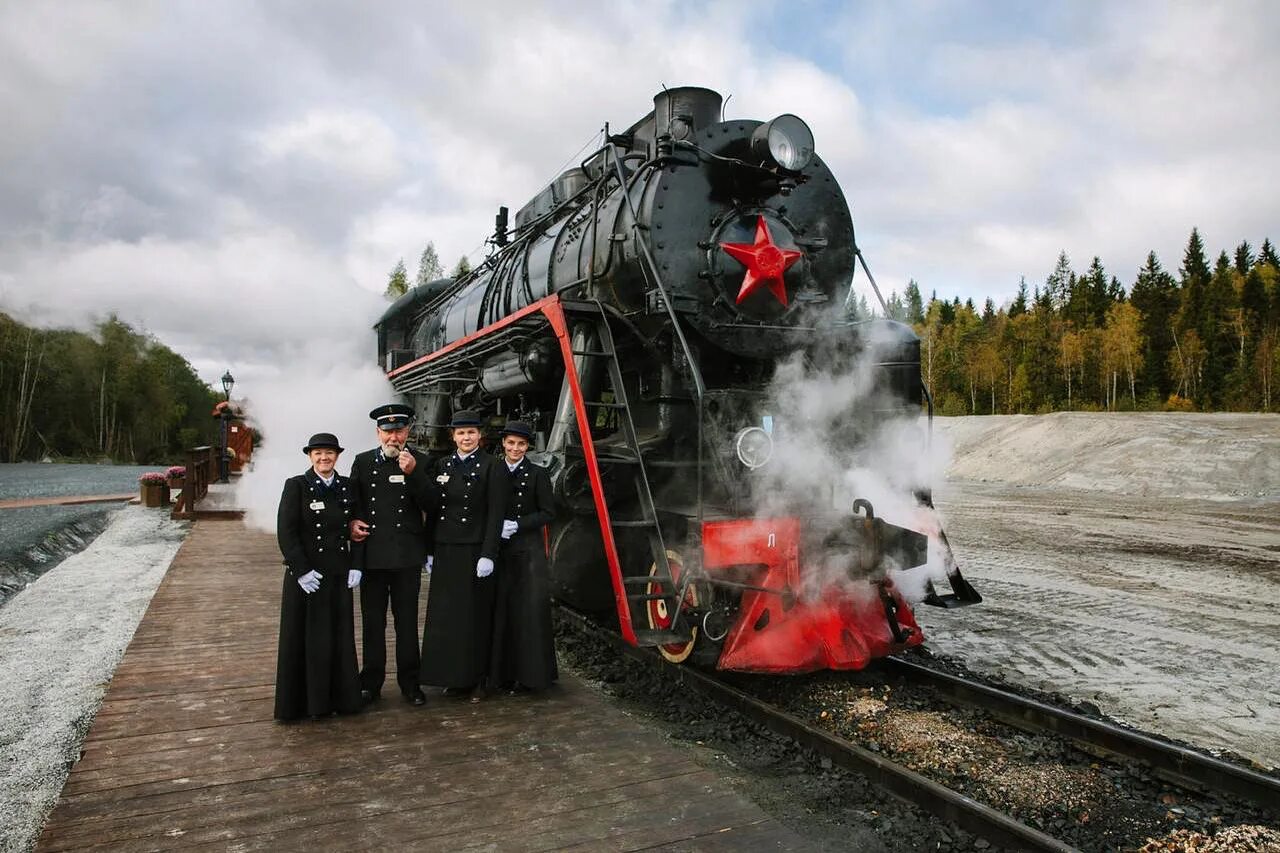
[219,370,235,484]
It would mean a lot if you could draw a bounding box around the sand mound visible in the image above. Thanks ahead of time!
[935,412,1280,500]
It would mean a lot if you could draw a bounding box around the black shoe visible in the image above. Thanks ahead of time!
[469,685,489,704]
[360,687,380,705]
[402,687,426,706]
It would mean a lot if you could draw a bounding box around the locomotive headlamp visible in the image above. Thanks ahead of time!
[751,114,814,172]
[734,426,773,470]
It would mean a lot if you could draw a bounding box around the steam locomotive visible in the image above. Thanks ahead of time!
[376,86,979,672]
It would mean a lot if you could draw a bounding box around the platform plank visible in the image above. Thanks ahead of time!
[37,519,811,851]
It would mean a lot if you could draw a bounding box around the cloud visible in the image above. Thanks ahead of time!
[0,0,1277,406]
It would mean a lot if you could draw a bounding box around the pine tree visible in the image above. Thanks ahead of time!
[1234,240,1255,275]
[885,291,906,321]
[385,259,409,300]
[1009,277,1029,318]
[415,243,443,287]
[1201,251,1239,407]
[452,255,472,277]
[1239,265,1268,406]
[1176,228,1211,345]
[1086,258,1112,325]
[1259,238,1280,269]
[1045,251,1072,312]
[1107,275,1125,304]
[1127,253,1174,401]
[904,279,924,324]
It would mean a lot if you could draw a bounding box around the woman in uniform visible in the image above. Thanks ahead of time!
[489,420,558,693]
[274,432,363,721]
[419,411,505,701]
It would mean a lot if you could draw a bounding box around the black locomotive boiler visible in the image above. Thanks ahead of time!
[376,86,978,672]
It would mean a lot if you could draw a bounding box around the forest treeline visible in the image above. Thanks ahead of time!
[877,229,1280,414]
[0,313,221,463]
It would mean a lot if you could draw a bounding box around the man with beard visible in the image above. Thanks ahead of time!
[348,403,435,706]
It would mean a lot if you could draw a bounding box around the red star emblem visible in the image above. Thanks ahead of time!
[719,216,802,307]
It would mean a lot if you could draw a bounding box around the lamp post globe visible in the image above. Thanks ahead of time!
[221,370,235,400]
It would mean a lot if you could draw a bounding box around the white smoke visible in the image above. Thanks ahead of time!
[234,296,397,533]
[753,316,958,604]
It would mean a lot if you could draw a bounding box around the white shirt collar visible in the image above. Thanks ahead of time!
[316,471,335,486]
[456,449,477,462]
[505,458,523,472]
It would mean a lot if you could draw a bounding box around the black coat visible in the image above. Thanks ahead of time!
[501,457,555,553]
[490,458,558,690]
[348,446,437,571]
[276,469,356,578]
[274,469,361,720]
[430,449,505,560]
[418,449,505,688]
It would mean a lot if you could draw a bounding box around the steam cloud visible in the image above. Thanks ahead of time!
[753,314,958,605]
[236,325,396,534]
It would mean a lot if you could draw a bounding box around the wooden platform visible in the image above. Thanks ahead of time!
[37,520,811,851]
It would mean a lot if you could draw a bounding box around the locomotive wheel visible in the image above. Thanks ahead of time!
[645,550,699,664]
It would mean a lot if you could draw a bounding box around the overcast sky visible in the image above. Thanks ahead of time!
[2,0,1277,396]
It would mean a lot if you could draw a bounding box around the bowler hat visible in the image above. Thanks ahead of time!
[499,419,534,440]
[370,402,414,430]
[449,409,482,428]
[303,432,344,453]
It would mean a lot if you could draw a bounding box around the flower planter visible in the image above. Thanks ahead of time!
[168,477,185,491]
[140,481,170,508]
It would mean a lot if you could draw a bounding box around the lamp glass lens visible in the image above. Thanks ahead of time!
[767,115,814,171]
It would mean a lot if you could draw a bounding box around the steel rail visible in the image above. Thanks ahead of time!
[558,607,1079,852]
[884,656,1280,809]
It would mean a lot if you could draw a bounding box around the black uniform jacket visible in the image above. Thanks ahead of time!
[349,447,437,571]
[432,450,505,560]
[277,469,355,577]
[502,458,554,552]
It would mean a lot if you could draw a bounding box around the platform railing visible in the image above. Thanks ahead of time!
[170,446,217,520]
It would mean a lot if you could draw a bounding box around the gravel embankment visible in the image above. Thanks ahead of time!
[0,506,186,853]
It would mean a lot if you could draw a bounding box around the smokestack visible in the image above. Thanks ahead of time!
[494,206,509,247]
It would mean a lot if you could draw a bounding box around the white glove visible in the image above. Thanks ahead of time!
[424,555,433,575]
[297,570,322,594]
[501,519,518,540]
[475,557,494,578]
[347,569,362,588]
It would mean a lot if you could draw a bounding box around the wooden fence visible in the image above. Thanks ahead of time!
[170,445,217,520]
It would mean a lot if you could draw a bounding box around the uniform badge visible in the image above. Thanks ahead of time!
[389,474,405,484]
[309,501,325,510]
[436,474,450,484]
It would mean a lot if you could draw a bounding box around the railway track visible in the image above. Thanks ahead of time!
[558,606,1077,851]
[558,606,1280,852]
[882,655,1280,810]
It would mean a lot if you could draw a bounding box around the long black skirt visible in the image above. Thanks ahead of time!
[490,544,558,690]
[274,571,362,721]
[420,542,496,689]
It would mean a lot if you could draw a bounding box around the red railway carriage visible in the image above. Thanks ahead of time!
[377,87,979,672]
